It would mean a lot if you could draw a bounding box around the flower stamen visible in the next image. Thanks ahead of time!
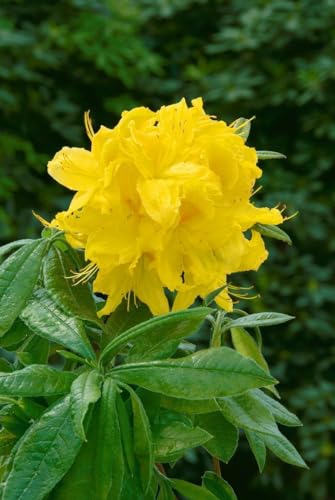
[32,211,51,227]
[84,111,94,141]
[69,261,98,285]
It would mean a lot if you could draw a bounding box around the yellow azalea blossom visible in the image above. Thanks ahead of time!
[48,98,283,316]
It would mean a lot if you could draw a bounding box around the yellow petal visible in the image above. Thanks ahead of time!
[95,265,131,317]
[239,205,283,230]
[156,237,184,290]
[48,147,100,191]
[215,287,233,312]
[133,257,169,316]
[85,208,140,267]
[137,179,181,228]
[237,230,268,272]
[68,188,96,212]
[191,97,204,110]
[207,142,239,190]
[172,287,200,311]
[91,126,114,161]
[163,161,209,181]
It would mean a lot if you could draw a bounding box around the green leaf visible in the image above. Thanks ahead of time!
[2,395,83,500]
[16,335,50,365]
[0,365,76,396]
[118,466,147,500]
[18,399,45,421]
[21,289,95,360]
[170,479,218,500]
[231,326,269,372]
[232,117,252,141]
[0,418,26,439]
[116,393,135,474]
[225,312,294,331]
[0,397,45,424]
[245,430,267,472]
[128,307,210,361]
[0,456,12,487]
[197,413,238,463]
[202,471,237,500]
[91,378,125,499]
[145,475,159,500]
[43,247,99,324]
[136,388,162,422]
[0,405,29,436]
[160,395,219,414]
[152,409,211,462]
[41,227,58,240]
[57,350,88,365]
[49,426,94,499]
[256,150,286,160]
[4,403,28,424]
[157,477,175,500]
[70,370,102,440]
[105,298,152,340]
[0,396,18,406]
[0,240,34,264]
[230,326,278,397]
[101,307,211,363]
[111,347,277,399]
[0,430,17,456]
[0,359,13,373]
[0,239,49,336]
[264,431,308,468]
[51,379,124,500]
[254,390,302,427]
[253,223,292,245]
[218,390,280,437]
[0,319,30,349]
[99,379,126,497]
[124,384,154,492]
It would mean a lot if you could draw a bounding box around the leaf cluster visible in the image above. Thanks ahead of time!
[0,234,305,499]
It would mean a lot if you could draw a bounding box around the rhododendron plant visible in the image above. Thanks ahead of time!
[0,99,306,500]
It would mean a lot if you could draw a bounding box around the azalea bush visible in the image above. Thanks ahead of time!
[0,99,306,499]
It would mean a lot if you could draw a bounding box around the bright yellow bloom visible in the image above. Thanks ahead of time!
[48,98,283,316]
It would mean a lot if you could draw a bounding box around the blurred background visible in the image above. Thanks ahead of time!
[1,0,334,498]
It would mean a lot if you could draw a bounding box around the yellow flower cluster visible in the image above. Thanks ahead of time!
[48,98,283,316]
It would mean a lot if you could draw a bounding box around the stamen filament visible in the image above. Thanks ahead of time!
[229,116,256,131]
[68,261,98,285]
[251,185,263,197]
[84,111,94,141]
[32,211,51,227]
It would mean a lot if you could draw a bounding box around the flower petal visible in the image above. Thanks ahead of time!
[137,179,181,228]
[48,147,100,191]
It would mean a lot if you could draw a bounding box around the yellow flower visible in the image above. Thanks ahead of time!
[48,98,283,316]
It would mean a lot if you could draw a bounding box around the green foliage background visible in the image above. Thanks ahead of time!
[0,0,334,498]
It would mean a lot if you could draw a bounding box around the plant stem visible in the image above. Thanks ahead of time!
[156,463,166,475]
[212,457,222,477]
[211,311,223,348]
[210,313,223,477]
